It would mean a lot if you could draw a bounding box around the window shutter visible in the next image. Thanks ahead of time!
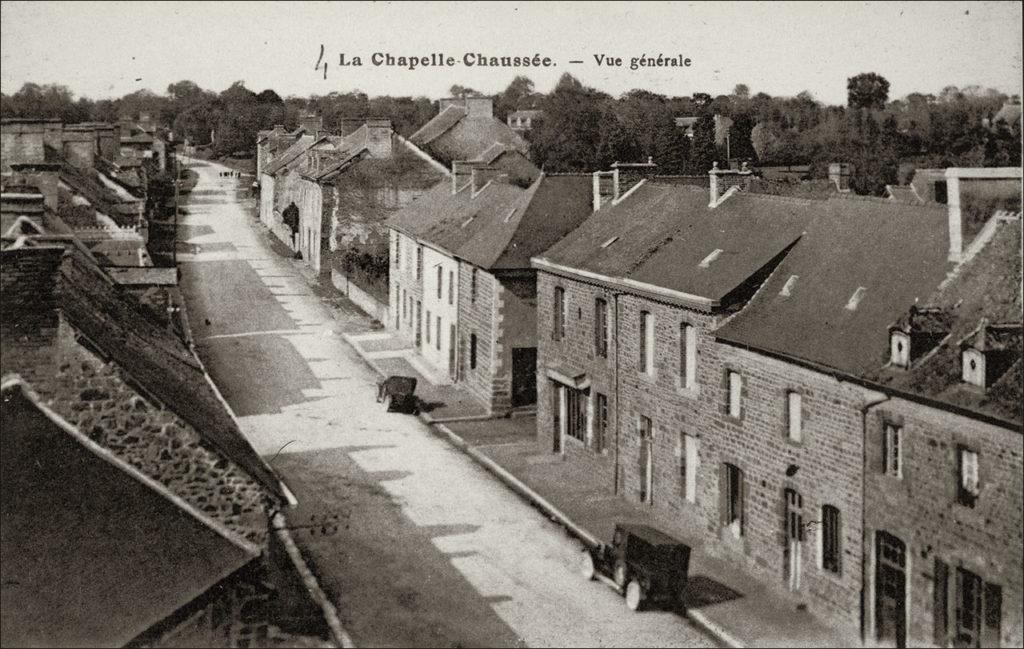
[933,558,948,647]
[982,582,1002,648]
[739,471,748,537]
[718,463,728,529]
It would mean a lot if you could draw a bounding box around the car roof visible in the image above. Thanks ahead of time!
[616,523,684,547]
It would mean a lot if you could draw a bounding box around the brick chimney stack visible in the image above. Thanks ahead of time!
[452,160,484,194]
[364,119,394,157]
[708,161,753,207]
[470,166,505,194]
[61,125,97,170]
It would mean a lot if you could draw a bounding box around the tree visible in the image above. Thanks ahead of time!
[595,106,637,168]
[494,75,536,121]
[729,113,757,161]
[527,73,608,171]
[847,72,890,110]
[733,84,750,99]
[449,84,484,98]
[689,113,717,172]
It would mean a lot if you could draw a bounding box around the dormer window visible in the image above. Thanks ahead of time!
[890,331,911,368]
[962,348,986,388]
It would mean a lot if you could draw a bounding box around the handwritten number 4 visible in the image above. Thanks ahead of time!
[313,44,325,79]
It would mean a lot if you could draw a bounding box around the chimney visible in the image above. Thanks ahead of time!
[465,97,493,119]
[0,186,46,230]
[592,170,616,211]
[1,119,48,172]
[93,124,117,160]
[945,167,1024,262]
[9,164,61,212]
[451,160,481,194]
[608,157,658,203]
[470,166,504,194]
[708,161,753,207]
[828,162,851,192]
[364,119,394,157]
[61,126,97,170]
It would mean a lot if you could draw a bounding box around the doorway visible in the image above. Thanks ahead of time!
[639,416,653,504]
[875,531,907,648]
[551,383,563,453]
[784,488,804,591]
[511,347,537,407]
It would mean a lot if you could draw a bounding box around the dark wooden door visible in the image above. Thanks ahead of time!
[511,347,537,407]
[876,531,907,648]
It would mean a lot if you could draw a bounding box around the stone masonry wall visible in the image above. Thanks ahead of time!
[864,397,1023,647]
[1,320,269,546]
[458,261,497,410]
[701,340,870,636]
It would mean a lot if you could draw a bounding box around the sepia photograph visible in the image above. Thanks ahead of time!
[1,1,1021,647]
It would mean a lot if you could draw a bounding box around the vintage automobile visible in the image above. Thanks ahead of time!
[580,523,691,612]
[376,375,419,414]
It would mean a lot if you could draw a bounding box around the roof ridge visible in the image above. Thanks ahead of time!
[0,376,262,557]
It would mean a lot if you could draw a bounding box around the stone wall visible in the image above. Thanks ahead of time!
[701,340,870,635]
[863,397,1023,647]
[458,260,498,409]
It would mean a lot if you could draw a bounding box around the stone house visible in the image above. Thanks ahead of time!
[0,242,329,647]
[859,213,1022,648]
[387,164,593,413]
[408,96,529,169]
[531,163,1018,640]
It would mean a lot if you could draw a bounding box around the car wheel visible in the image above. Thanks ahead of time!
[580,550,595,580]
[625,580,645,611]
[613,562,628,589]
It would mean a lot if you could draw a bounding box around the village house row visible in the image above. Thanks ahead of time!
[253,95,1022,648]
[0,118,334,646]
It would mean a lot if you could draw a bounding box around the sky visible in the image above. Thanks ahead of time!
[1,1,1021,105]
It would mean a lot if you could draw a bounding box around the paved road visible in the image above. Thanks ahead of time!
[177,158,715,648]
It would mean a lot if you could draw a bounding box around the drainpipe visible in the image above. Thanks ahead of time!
[859,391,890,644]
[613,291,623,495]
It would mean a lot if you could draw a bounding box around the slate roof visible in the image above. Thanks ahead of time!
[263,134,316,175]
[410,106,529,167]
[537,182,814,306]
[387,173,593,270]
[866,218,1022,426]
[0,378,257,648]
[715,197,952,375]
[0,244,289,503]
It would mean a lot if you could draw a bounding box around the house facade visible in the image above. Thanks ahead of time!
[388,162,593,413]
[532,164,1021,642]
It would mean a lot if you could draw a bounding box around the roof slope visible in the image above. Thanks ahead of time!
[54,247,289,501]
[410,106,529,167]
[387,174,592,270]
[715,197,951,375]
[263,134,315,175]
[0,380,255,648]
[538,182,813,304]
[867,218,1022,425]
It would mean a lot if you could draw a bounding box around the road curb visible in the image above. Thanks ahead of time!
[272,513,357,649]
[341,323,744,648]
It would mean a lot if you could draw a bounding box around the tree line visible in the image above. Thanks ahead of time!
[2,72,1020,195]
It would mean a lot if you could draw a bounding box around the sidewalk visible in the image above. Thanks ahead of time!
[342,330,856,648]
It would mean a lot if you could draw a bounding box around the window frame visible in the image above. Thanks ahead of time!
[594,391,608,452]
[882,423,902,479]
[723,462,744,537]
[437,265,443,299]
[471,268,478,303]
[820,504,842,575]
[448,270,455,306]
[416,245,423,280]
[595,298,609,358]
[680,322,697,390]
[728,371,743,418]
[787,390,803,443]
[553,286,566,340]
[957,445,980,508]
[639,310,654,375]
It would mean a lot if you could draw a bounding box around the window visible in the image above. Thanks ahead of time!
[820,505,841,574]
[951,567,1001,648]
[639,415,654,504]
[470,333,478,370]
[425,309,431,344]
[436,316,441,350]
[680,323,697,389]
[565,387,587,443]
[594,298,608,358]
[882,423,902,478]
[416,245,423,280]
[957,446,979,507]
[723,463,744,537]
[682,433,699,503]
[962,349,985,387]
[639,311,654,374]
[448,271,454,305]
[394,236,401,269]
[728,371,743,418]
[787,391,803,442]
[471,268,478,303]
[437,266,443,299]
[594,392,608,452]
[891,331,910,367]
[553,287,565,340]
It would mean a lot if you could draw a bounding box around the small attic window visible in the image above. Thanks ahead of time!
[962,349,986,388]
[845,287,867,311]
[780,275,799,297]
[600,236,619,249]
[890,331,910,368]
[699,248,723,268]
